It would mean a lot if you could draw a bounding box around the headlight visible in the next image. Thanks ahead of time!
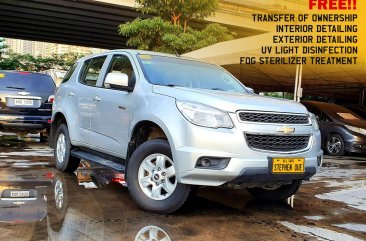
[309,112,319,131]
[345,125,366,136]
[176,101,233,129]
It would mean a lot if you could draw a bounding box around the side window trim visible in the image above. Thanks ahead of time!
[62,62,78,84]
[78,59,92,84]
[95,54,113,87]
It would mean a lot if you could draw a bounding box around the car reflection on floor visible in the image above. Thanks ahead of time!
[0,169,54,241]
[1,138,366,240]
[47,168,174,241]
[45,167,302,241]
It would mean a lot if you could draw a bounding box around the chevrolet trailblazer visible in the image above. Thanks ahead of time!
[50,50,322,213]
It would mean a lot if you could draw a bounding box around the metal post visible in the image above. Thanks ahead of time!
[294,64,299,101]
[297,64,303,102]
[360,88,365,105]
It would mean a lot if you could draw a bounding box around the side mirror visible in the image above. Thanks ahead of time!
[247,87,254,93]
[104,73,133,92]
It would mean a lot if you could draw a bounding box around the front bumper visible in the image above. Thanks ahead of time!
[344,133,366,154]
[171,113,323,186]
[0,114,51,132]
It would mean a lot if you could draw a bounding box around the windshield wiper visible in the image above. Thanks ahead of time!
[210,88,225,91]
[6,86,25,90]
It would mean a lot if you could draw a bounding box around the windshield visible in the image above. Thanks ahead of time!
[0,71,55,93]
[137,54,248,93]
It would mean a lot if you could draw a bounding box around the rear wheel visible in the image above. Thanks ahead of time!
[246,180,302,201]
[54,124,80,172]
[326,134,345,156]
[126,139,191,214]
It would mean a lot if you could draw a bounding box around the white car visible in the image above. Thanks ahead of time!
[50,50,323,213]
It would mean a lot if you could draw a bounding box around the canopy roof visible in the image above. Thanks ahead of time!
[183,33,366,103]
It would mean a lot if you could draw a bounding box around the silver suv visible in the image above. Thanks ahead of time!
[51,50,323,214]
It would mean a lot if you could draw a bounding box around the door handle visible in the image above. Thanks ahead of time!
[118,105,127,110]
[69,92,75,97]
[94,96,101,102]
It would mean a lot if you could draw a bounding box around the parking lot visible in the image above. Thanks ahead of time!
[0,134,365,241]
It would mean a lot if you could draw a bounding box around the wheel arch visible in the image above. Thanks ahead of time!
[49,112,68,148]
[128,119,174,161]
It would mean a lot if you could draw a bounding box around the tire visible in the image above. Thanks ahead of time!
[47,172,69,232]
[246,180,302,201]
[326,134,345,156]
[54,124,80,172]
[126,139,191,214]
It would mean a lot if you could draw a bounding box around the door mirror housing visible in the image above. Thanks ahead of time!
[247,87,254,93]
[104,73,133,92]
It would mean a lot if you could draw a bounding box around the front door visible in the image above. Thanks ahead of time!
[90,54,137,158]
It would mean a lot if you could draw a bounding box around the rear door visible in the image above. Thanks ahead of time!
[71,56,108,146]
[0,71,55,116]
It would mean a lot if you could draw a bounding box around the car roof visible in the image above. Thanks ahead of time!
[0,70,51,77]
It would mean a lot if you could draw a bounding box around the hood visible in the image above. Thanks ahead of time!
[153,85,308,114]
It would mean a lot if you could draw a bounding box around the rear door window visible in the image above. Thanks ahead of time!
[79,56,106,87]
[62,62,78,84]
[0,72,55,93]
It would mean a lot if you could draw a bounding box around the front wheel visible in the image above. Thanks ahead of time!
[126,139,191,214]
[326,134,345,156]
[246,180,302,201]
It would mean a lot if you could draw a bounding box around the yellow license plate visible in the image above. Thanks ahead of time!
[272,158,305,174]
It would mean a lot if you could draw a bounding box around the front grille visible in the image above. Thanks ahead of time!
[246,134,310,152]
[238,112,309,124]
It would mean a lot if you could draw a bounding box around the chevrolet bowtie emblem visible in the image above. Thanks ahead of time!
[18,91,30,96]
[277,126,295,134]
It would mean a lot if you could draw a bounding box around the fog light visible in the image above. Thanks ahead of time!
[200,158,211,167]
[196,157,230,170]
[354,144,363,149]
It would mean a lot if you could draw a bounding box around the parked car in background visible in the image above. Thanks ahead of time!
[0,71,55,139]
[344,105,366,119]
[302,101,366,156]
[51,50,322,214]
[42,69,66,87]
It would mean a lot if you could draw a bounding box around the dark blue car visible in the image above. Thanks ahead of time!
[0,71,55,138]
[302,101,366,156]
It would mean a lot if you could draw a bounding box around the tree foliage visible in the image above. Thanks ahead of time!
[0,38,7,59]
[135,0,218,29]
[119,17,235,54]
[0,51,84,72]
[120,0,234,54]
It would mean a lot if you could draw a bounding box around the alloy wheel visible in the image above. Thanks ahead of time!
[138,154,177,201]
[327,136,342,154]
[54,180,64,210]
[56,133,66,163]
[135,225,171,241]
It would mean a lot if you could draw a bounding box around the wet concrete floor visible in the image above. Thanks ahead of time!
[0,135,366,241]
